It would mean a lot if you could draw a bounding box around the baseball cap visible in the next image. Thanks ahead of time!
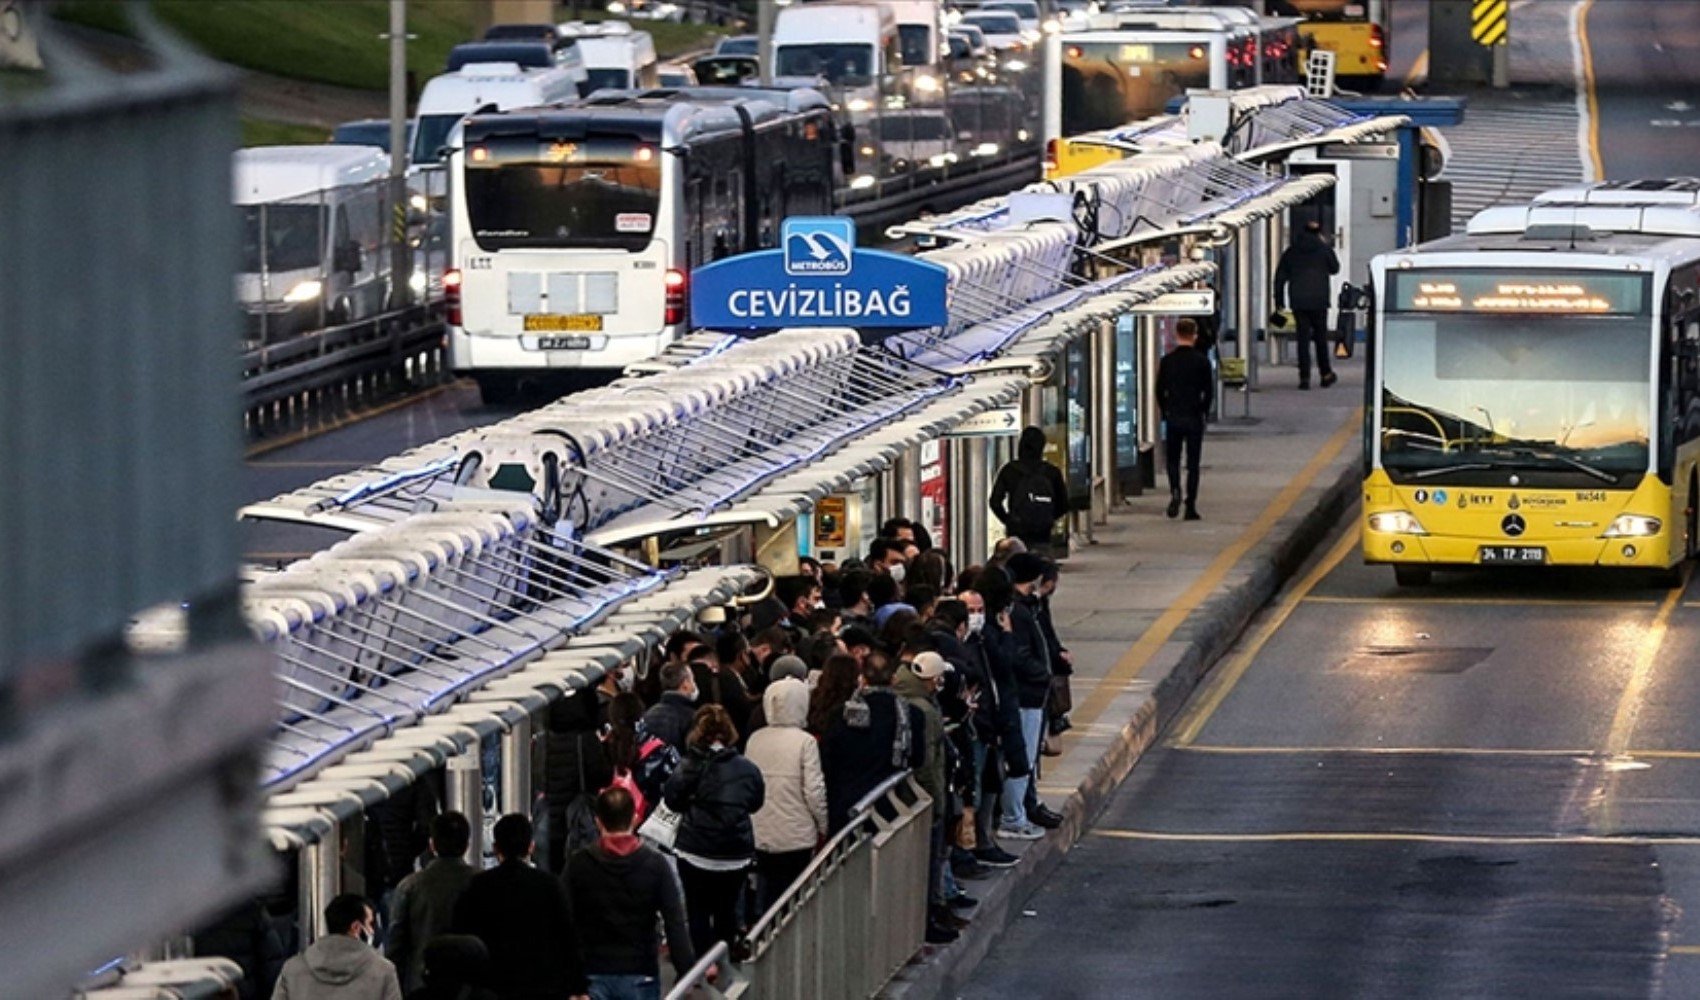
[909,651,950,680]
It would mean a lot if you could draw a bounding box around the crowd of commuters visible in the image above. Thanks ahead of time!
[245,495,1077,999]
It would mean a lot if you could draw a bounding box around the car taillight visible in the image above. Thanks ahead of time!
[1370,25,1384,48]
[664,268,687,326]
[1044,138,1059,174]
[444,268,462,326]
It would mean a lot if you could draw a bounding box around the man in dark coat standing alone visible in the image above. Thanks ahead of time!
[1155,319,1214,521]
[1273,219,1341,389]
[989,426,1069,555]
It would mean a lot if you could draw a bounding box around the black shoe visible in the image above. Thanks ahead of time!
[949,891,979,909]
[974,846,1020,867]
[1299,379,1311,390]
[1050,716,1073,735]
[1321,371,1338,388]
[1184,507,1202,522]
[1167,495,1181,518]
[953,859,992,880]
[926,920,961,944]
[1027,806,1062,829]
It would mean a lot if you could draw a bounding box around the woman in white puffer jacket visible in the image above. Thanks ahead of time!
[745,676,829,911]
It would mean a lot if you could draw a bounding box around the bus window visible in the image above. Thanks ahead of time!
[1061,41,1211,135]
[464,135,661,252]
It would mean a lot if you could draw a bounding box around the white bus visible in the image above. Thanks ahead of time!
[444,88,847,401]
[410,60,587,168]
[560,21,660,92]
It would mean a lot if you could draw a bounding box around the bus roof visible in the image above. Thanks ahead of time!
[1382,190,1700,271]
[461,90,826,149]
[232,145,389,204]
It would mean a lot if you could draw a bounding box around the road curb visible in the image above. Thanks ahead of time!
[882,450,1363,1000]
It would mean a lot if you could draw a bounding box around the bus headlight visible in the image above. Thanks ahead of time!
[1367,511,1427,535]
[283,279,323,304]
[1602,514,1662,538]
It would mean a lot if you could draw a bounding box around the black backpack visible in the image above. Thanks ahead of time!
[1007,463,1055,537]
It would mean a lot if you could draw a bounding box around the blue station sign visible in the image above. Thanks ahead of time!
[690,217,950,330]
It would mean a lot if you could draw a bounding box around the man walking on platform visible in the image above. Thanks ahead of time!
[1155,319,1213,521]
[1273,219,1341,389]
[989,427,1068,555]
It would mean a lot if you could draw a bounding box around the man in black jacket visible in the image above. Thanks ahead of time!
[1273,219,1342,390]
[565,787,695,998]
[386,811,475,994]
[1155,318,1214,521]
[998,553,1060,838]
[820,652,928,831]
[641,663,698,752]
[989,426,1069,554]
[452,815,588,1000]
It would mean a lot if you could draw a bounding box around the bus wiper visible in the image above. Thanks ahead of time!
[1498,447,1619,484]
[1406,462,1496,480]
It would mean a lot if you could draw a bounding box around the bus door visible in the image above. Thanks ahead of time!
[1286,145,1398,305]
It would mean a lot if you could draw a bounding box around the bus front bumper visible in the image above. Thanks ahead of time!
[1364,530,1673,569]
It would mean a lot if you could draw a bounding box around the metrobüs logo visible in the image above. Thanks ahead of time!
[782,217,854,276]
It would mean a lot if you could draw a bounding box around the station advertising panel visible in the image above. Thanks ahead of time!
[691,216,951,330]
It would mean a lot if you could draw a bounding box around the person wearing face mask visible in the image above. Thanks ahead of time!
[868,538,910,585]
[273,894,402,1000]
[957,588,1019,870]
[642,663,700,753]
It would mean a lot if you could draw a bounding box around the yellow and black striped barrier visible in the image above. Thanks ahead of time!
[1472,0,1509,47]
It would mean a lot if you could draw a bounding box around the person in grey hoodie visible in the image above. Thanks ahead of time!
[273,894,401,1000]
[745,676,828,911]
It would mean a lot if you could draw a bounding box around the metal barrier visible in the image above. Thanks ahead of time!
[665,773,933,1000]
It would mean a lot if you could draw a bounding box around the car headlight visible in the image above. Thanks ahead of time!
[409,271,427,295]
[1602,514,1662,538]
[850,174,876,190]
[1004,59,1028,72]
[1367,510,1427,535]
[914,74,940,92]
[847,98,873,113]
[283,279,323,304]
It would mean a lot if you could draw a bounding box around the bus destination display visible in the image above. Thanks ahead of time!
[1390,270,1647,315]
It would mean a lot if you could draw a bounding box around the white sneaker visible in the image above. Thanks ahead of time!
[998,822,1044,841]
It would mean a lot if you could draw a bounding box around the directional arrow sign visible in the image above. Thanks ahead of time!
[945,406,1023,438]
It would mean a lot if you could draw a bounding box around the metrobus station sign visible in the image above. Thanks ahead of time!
[691,217,950,331]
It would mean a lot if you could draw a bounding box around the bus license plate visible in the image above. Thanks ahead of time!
[1478,546,1547,565]
[524,313,602,333]
[537,336,592,350]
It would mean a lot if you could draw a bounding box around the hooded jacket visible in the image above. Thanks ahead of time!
[272,934,401,1000]
[564,834,696,979]
[820,687,928,831]
[1273,229,1341,311]
[664,744,766,862]
[989,428,1069,542]
[892,667,947,810]
[745,678,829,853]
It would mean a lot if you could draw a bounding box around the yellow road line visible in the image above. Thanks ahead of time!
[1606,576,1685,756]
[1169,524,1360,747]
[1092,829,1700,847]
[1576,0,1604,180]
[1304,595,1656,607]
[245,382,457,459]
[1066,407,1362,738]
[1670,946,1700,956]
[1179,744,1591,757]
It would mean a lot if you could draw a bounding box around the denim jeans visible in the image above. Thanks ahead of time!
[588,973,661,1000]
[1001,707,1044,826]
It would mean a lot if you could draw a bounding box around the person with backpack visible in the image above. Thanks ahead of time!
[560,694,679,869]
[544,691,614,876]
[663,705,766,958]
[988,427,1068,556]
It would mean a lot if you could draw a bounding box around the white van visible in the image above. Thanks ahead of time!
[233,145,392,341]
[559,20,659,91]
[772,3,901,116]
[410,60,587,167]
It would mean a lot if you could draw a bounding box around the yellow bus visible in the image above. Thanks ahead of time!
[1268,0,1387,87]
[1365,180,1700,586]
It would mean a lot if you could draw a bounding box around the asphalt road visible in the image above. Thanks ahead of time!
[959,7,1700,996]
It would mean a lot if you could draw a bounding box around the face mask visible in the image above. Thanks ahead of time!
[967,612,985,635]
[889,562,907,584]
[614,669,634,693]
[685,685,699,703]
[357,925,375,948]
[813,600,826,610]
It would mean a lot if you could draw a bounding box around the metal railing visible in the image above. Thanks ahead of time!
[667,773,933,1000]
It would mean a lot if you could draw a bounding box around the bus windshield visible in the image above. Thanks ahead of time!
[775,43,874,86]
[241,204,324,273]
[1378,313,1653,484]
[1061,40,1211,134]
[464,134,661,251]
